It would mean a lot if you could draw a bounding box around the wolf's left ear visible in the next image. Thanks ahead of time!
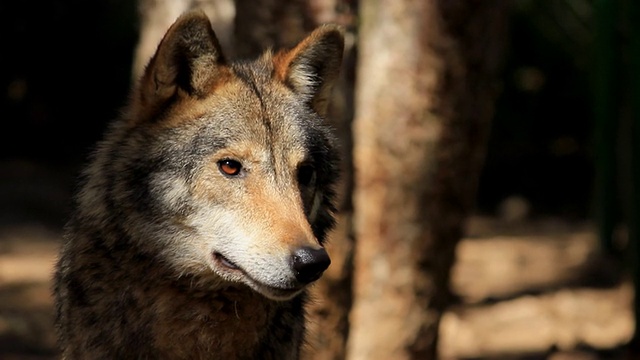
[136,10,227,119]
[274,25,345,117]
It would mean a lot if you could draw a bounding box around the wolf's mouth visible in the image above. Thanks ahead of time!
[213,252,240,270]
[211,251,304,300]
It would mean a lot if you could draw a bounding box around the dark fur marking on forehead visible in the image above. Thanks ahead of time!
[232,63,276,149]
[233,65,266,111]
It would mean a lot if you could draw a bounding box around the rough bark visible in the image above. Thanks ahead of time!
[348,1,508,359]
[303,5,357,357]
[233,0,314,59]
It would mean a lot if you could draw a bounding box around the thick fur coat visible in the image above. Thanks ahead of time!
[53,10,343,359]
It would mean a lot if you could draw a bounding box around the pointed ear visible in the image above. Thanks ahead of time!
[137,10,227,118]
[273,25,345,117]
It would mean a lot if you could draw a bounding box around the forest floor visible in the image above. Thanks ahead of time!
[0,160,634,359]
[440,216,632,360]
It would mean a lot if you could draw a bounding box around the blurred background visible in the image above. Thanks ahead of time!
[0,0,637,359]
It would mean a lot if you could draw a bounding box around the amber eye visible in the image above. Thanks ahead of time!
[297,164,316,187]
[218,159,243,176]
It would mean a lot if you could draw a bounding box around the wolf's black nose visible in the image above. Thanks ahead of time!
[291,246,331,284]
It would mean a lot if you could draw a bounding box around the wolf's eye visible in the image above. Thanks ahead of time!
[218,159,243,176]
[297,164,316,187]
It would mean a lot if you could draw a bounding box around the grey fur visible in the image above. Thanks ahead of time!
[54,10,343,359]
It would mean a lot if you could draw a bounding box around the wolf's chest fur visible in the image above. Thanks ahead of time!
[58,229,304,358]
[135,272,305,359]
[53,9,343,359]
[150,287,298,359]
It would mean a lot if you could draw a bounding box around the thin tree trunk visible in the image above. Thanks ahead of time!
[233,2,357,359]
[302,3,357,358]
[233,0,313,58]
[348,1,508,359]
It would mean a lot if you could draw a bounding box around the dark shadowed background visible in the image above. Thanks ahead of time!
[0,0,636,359]
[0,1,600,224]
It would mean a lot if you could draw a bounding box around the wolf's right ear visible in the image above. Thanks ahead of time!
[273,25,344,117]
[135,10,227,120]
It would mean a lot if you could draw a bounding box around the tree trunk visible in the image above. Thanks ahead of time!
[302,3,357,359]
[348,1,508,359]
[233,0,313,58]
[232,2,357,359]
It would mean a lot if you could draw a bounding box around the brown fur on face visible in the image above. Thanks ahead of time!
[54,9,343,359]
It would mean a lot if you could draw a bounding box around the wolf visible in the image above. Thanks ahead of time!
[53,9,343,359]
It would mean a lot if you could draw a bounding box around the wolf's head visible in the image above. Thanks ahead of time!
[80,11,343,301]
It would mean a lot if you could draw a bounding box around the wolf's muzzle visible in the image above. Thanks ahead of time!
[291,246,331,284]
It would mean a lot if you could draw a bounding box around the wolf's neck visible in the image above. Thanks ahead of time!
[141,276,307,359]
[66,221,306,358]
